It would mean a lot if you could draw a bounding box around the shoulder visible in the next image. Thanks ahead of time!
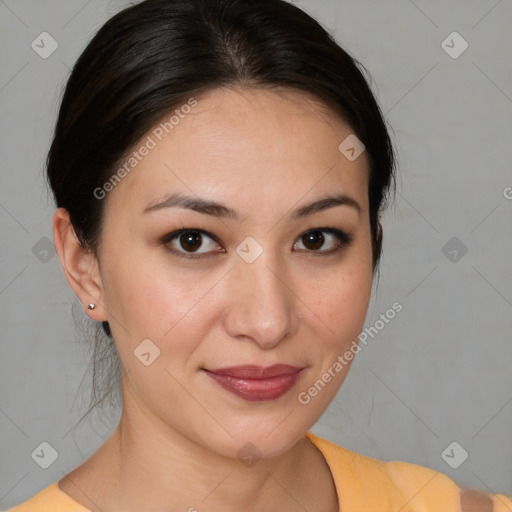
[305,431,512,512]
[386,459,512,512]
[3,481,90,512]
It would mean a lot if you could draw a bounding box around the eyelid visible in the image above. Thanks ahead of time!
[294,228,353,254]
[161,227,352,259]
[160,228,221,246]
[160,228,224,259]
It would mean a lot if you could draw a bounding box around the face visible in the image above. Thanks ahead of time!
[94,87,373,459]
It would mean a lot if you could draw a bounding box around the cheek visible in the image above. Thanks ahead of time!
[100,246,216,379]
[296,258,372,410]
[100,244,190,335]
[323,269,372,338]
[311,245,373,344]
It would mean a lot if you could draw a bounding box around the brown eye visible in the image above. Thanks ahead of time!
[293,228,352,254]
[301,230,325,251]
[179,231,203,252]
[162,229,223,258]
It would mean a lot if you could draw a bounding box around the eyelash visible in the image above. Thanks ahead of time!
[160,227,353,260]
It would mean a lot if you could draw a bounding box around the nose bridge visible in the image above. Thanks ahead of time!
[224,245,298,347]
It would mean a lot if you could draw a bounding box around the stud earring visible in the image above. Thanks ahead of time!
[87,303,96,310]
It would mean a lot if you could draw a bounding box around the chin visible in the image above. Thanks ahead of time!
[197,417,312,462]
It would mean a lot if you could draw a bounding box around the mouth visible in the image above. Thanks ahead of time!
[202,364,304,402]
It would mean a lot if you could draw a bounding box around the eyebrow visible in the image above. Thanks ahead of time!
[143,192,361,221]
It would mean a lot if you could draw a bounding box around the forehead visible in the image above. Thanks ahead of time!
[105,87,370,216]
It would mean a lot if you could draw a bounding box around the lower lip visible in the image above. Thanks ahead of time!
[204,370,302,402]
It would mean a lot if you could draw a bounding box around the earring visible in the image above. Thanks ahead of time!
[87,303,96,310]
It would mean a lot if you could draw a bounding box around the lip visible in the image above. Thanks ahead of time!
[203,364,304,402]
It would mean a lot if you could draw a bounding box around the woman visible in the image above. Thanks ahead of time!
[7,0,511,510]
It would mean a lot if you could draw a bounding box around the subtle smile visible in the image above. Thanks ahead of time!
[203,364,304,402]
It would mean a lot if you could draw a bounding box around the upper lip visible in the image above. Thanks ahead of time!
[205,364,303,379]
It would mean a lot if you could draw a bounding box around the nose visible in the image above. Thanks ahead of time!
[222,251,300,350]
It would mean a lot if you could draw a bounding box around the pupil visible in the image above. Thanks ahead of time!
[181,232,201,252]
[304,231,324,250]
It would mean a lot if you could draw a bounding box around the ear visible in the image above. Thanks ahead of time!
[53,208,107,322]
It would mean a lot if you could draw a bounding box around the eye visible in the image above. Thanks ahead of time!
[161,227,352,259]
[293,228,352,254]
[162,229,224,259]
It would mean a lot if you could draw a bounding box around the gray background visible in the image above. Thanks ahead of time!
[1,0,511,508]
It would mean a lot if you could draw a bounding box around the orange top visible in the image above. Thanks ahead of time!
[5,431,512,511]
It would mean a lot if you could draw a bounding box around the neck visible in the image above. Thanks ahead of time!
[60,387,339,512]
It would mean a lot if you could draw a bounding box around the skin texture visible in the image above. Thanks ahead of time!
[53,87,374,512]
